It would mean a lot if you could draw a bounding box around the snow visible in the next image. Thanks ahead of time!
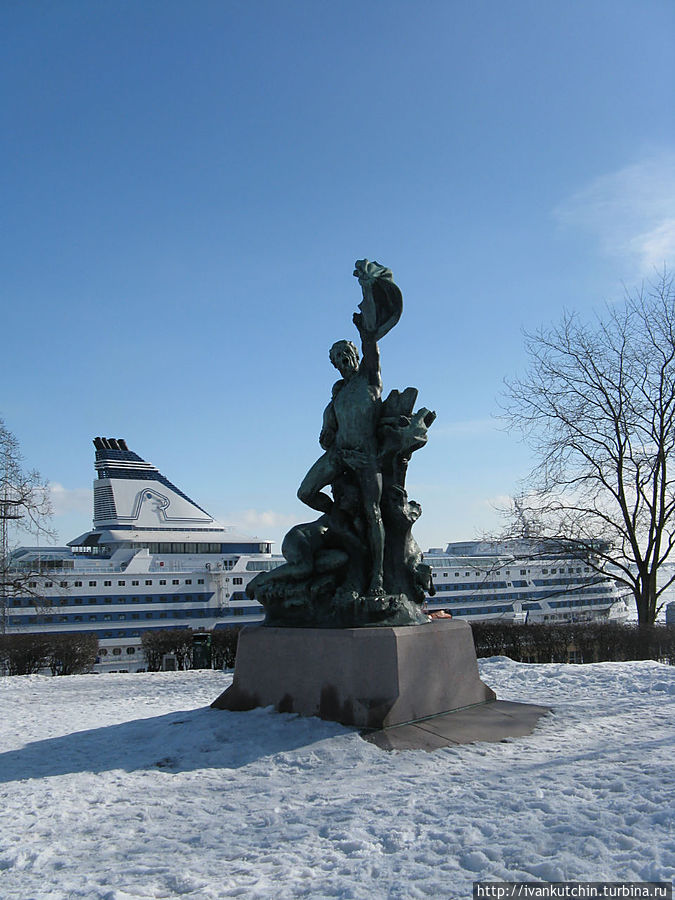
[1,659,673,899]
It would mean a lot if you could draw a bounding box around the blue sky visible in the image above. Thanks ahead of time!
[2,0,674,551]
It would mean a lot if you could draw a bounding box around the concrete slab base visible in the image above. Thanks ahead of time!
[212,619,498,729]
[362,699,552,751]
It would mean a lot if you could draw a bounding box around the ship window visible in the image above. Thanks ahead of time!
[160,596,167,602]
[145,612,153,618]
[104,581,111,586]
[159,612,167,618]
[185,595,192,602]
[29,581,37,587]
[89,615,97,621]
[74,581,82,587]
[145,580,152,585]
[185,579,192,585]
[159,579,166,585]
[99,648,108,656]
[105,598,112,604]
[74,615,82,621]
[113,648,122,656]
[118,580,125,586]
[146,596,152,602]
[126,647,135,655]
[45,582,53,587]
[132,612,140,620]
[60,581,68,588]
[89,581,96,587]
[520,569,526,575]
[118,614,126,620]
[198,579,204,584]
[173,579,179,585]
[233,578,243,585]
[104,614,112,621]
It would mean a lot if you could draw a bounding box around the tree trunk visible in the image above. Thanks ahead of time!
[635,573,658,626]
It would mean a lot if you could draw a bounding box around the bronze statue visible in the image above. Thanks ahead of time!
[248,260,436,627]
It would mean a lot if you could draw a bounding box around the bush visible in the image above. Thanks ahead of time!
[140,629,181,671]
[47,633,98,675]
[0,632,99,676]
[0,633,52,675]
[140,628,197,671]
[471,621,675,664]
[210,627,241,670]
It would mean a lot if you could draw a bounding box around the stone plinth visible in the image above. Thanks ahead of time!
[211,619,496,729]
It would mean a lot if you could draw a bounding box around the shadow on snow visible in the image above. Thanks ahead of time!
[0,705,353,782]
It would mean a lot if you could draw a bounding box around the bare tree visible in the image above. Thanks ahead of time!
[0,419,55,632]
[502,270,675,626]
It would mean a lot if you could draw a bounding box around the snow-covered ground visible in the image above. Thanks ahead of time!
[1,659,673,900]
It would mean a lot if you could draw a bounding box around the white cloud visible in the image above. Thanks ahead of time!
[629,218,675,271]
[49,483,92,516]
[555,153,675,273]
[237,508,298,533]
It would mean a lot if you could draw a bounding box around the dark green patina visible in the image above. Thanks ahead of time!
[247,260,436,627]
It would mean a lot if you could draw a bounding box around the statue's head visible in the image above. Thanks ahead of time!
[329,340,359,377]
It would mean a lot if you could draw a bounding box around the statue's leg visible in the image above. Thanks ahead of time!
[359,465,385,594]
[297,452,340,515]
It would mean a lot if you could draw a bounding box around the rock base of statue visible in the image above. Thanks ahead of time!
[212,619,497,729]
[261,589,430,628]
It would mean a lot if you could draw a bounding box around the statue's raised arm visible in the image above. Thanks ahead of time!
[352,260,402,391]
[352,259,403,341]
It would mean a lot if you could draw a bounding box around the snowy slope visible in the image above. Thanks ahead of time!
[0,659,673,899]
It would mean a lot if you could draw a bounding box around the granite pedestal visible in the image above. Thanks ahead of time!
[212,619,502,728]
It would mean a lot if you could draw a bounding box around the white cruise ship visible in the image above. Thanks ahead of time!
[423,541,628,624]
[6,440,628,674]
[7,438,282,672]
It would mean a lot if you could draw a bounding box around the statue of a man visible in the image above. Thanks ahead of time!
[297,260,402,596]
